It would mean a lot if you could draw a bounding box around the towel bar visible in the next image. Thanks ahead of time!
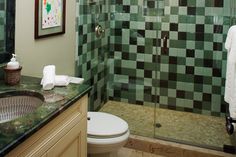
[226,116,236,135]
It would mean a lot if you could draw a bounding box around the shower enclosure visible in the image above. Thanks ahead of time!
[77,0,236,153]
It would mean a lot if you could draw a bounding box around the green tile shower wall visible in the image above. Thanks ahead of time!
[108,0,232,116]
[76,0,110,110]
[108,0,159,107]
[0,0,5,52]
[76,0,233,116]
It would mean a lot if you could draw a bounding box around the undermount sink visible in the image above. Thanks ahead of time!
[0,91,44,123]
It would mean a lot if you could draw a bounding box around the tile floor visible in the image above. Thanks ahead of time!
[117,147,164,157]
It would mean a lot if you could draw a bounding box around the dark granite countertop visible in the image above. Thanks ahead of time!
[0,76,91,156]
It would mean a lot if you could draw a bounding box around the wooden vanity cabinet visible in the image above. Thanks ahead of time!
[6,95,88,157]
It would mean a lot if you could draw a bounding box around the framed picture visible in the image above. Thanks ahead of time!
[35,0,66,39]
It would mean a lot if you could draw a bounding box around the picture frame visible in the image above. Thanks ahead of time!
[35,0,66,39]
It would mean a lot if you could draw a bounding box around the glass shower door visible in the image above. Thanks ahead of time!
[154,0,236,151]
[103,0,159,138]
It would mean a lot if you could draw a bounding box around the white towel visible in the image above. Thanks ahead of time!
[225,26,236,120]
[69,77,84,84]
[41,65,56,90]
[55,75,70,86]
[41,65,85,90]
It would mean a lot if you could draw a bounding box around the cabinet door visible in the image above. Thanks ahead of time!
[46,117,87,157]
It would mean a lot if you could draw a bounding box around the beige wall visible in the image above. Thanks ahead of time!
[15,0,76,77]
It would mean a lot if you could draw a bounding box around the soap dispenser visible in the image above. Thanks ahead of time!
[4,54,22,85]
[7,54,20,69]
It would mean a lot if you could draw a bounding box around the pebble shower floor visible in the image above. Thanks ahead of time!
[100,101,236,150]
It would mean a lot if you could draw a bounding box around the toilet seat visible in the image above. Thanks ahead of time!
[87,112,130,154]
[88,129,130,145]
[87,112,129,139]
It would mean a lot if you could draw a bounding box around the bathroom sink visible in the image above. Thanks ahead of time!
[0,91,44,123]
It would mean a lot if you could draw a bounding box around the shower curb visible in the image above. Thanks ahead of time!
[125,135,235,157]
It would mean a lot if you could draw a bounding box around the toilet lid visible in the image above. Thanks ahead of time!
[87,112,128,137]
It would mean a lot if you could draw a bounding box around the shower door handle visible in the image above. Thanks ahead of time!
[163,35,168,54]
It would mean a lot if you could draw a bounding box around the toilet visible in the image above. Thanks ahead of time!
[87,112,130,157]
